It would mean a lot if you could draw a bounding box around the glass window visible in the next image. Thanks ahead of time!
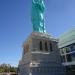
[63,48,66,53]
[66,47,71,53]
[60,48,64,54]
[73,44,75,49]
[71,53,75,61]
[50,43,53,51]
[39,41,43,51]
[72,44,75,50]
[66,54,72,62]
[61,55,65,63]
[70,43,75,51]
[45,42,48,51]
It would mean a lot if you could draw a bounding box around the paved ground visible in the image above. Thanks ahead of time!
[0,73,18,75]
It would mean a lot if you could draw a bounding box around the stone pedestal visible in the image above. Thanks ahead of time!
[18,32,65,75]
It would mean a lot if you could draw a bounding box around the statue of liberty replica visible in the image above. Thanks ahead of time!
[31,0,46,33]
[18,0,66,75]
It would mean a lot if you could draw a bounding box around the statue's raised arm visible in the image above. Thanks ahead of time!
[31,0,46,33]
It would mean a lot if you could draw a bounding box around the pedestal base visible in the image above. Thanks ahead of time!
[18,32,65,75]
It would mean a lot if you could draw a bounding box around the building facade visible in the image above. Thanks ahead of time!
[58,28,75,75]
[18,32,65,75]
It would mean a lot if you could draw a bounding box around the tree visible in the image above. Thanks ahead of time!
[0,63,17,73]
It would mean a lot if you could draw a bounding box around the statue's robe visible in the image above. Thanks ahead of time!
[31,0,46,33]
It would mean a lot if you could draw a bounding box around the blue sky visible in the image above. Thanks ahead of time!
[0,0,75,66]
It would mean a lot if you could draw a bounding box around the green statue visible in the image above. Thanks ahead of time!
[31,0,46,33]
